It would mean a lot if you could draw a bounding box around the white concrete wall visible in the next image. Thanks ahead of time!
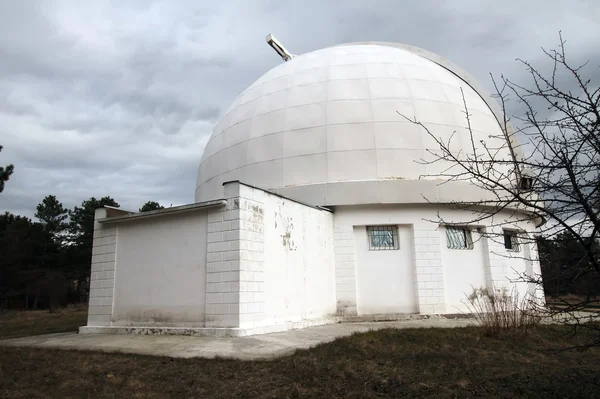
[333,204,542,315]
[354,225,417,314]
[262,192,336,325]
[440,226,488,313]
[111,211,208,327]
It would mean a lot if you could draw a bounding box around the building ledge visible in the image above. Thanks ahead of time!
[97,199,227,224]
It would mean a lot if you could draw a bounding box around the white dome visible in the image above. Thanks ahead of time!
[196,43,515,205]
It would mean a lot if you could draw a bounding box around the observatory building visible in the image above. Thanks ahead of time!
[82,38,543,336]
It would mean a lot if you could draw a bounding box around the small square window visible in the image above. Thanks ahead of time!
[445,226,473,250]
[503,230,520,252]
[367,225,399,250]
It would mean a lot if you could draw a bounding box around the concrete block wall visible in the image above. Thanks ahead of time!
[204,182,266,329]
[87,208,117,326]
[333,226,358,316]
[412,224,446,314]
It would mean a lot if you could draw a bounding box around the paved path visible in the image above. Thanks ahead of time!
[0,318,472,360]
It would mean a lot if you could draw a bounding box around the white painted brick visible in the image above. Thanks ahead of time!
[426,296,441,304]
[230,219,242,230]
[215,262,230,273]
[337,283,356,292]
[90,280,102,289]
[239,292,254,303]
[223,250,241,261]
[224,230,240,242]
[216,221,232,232]
[206,283,216,293]
[205,304,215,315]
[207,232,223,243]
[100,279,114,289]
[92,245,115,256]
[206,314,239,327]
[253,271,265,281]
[229,240,246,251]
[213,242,230,252]
[222,271,238,282]
[334,246,354,255]
[214,304,230,314]
[223,292,240,303]
[239,250,252,261]
[215,282,230,292]
[425,282,438,289]
[100,262,116,271]
[223,210,240,221]
[206,293,223,303]
[93,236,117,246]
[89,298,102,307]
[207,264,215,273]
[91,252,115,263]
[229,260,241,271]
[207,252,223,263]
[208,211,223,223]
[207,273,222,283]
[239,271,254,281]
[336,268,354,277]
[433,289,444,297]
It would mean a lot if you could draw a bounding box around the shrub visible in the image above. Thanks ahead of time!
[464,286,541,336]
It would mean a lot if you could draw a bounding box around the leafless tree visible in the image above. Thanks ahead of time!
[400,32,599,346]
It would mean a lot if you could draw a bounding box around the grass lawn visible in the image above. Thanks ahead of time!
[1,325,599,398]
[0,309,88,339]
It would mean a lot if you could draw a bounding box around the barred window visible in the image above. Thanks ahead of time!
[367,225,399,250]
[445,226,473,250]
[503,230,520,252]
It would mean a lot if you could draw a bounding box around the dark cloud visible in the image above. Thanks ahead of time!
[0,0,598,217]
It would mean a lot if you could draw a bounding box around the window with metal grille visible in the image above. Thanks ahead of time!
[445,226,473,250]
[367,225,399,250]
[503,230,520,252]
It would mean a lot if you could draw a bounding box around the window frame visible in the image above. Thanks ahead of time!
[366,225,399,251]
[503,229,521,252]
[445,226,474,250]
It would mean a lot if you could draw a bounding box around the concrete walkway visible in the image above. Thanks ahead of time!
[0,318,472,360]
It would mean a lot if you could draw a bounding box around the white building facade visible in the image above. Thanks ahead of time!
[81,42,544,337]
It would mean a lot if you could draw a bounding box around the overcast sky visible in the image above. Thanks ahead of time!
[0,0,598,218]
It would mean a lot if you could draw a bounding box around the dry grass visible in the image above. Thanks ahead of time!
[0,308,88,339]
[0,326,599,398]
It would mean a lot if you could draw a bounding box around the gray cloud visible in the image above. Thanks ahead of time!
[0,0,598,218]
